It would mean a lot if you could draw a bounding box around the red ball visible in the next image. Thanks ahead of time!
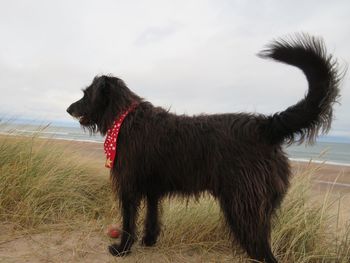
[107,225,120,238]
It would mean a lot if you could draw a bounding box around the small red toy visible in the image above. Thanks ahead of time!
[106,224,120,238]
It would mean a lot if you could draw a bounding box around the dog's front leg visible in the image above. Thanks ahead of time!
[109,195,140,256]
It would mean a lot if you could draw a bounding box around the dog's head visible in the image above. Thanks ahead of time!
[67,75,141,135]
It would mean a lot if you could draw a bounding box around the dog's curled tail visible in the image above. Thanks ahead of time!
[259,33,345,145]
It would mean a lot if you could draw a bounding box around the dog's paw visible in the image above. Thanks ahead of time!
[141,235,157,247]
[108,244,131,257]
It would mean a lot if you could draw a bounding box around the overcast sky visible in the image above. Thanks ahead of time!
[0,0,349,138]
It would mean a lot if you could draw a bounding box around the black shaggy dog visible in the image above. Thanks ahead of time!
[67,34,343,263]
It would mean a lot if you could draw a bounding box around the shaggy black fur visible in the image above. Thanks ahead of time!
[67,34,343,263]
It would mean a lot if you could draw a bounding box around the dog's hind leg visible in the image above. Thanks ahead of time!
[142,194,161,246]
[219,193,278,263]
[109,194,141,256]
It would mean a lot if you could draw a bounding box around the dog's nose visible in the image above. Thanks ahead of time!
[66,105,73,115]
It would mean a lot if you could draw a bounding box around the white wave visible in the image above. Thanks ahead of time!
[14,129,69,135]
[289,158,350,167]
[51,136,103,144]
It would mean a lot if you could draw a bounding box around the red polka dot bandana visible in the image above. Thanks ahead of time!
[104,104,138,169]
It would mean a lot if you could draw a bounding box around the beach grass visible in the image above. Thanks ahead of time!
[0,133,115,229]
[0,132,349,262]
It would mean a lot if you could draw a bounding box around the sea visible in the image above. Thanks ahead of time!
[1,122,349,166]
